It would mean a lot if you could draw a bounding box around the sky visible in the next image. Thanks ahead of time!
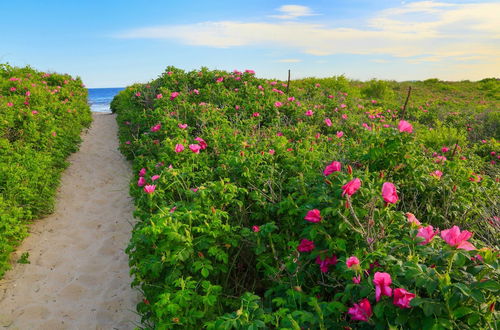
[1,0,499,87]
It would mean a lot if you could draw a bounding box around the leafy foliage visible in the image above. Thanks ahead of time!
[113,67,499,328]
[0,64,91,276]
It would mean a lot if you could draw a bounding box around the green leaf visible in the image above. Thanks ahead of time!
[453,283,471,297]
[410,297,425,307]
[474,280,500,292]
[470,289,485,303]
[467,313,481,326]
[453,307,473,319]
[201,268,209,278]
[373,302,385,318]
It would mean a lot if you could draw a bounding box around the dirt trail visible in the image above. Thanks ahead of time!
[0,113,141,329]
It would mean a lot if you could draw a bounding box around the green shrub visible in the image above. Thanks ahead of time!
[0,64,91,276]
[114,67,499,328]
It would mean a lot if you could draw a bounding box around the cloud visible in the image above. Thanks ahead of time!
[270,5,317,20]
[116,1,500,74]
[276,59,302,63]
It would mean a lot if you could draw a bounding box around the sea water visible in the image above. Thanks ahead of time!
[87,88,124,113]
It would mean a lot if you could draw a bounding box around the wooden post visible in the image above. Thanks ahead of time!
[286,70,291,94]
[400,86,412,119]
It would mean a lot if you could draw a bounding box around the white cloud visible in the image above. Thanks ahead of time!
[270,5,317,20]
[116,1,500,77]
[276,59,302,63]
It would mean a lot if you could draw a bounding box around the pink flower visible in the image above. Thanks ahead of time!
[374,272,392,302]
[382,182,398,204]
[304,209,322,223]
[156,93,163,99]
[31,110,38,115]
[178,123,188,129]
[441,147,449,153]
[252,112,260,117]
[305,110,314,116]
[245,69,255,74]
[151,175,160,181]
[393,288,415,309]
[398,120,413,133]
[170,91,180,100]
[340,103,347,108]
[431,170,443,179]
[252,225,260,232]
[287,96,295,101]
[137,177,146,187]
[169,206,177,213]
[189,144,202,153]
[416,225,438,245]
[323,161,341,176]
[336,131,344,138]
[316,255,337,273]
[175,144,185,153]
[7,102,13,107]
[26,91,31,96]
[342,178,361,196]
[441,226,476,250]
[139,168,146,177]
[274,101,283,107]
[192,89,199,95]
[194,137,207,149]
[216,77,224,83]
[297,239,315,252]
[469,173,482,182]
[135,92,141,97]
[352,275,361,284]
[348,298,372,322]
[324,118,332,126]
[150,124,161,132]
[405,213,421,226]
[341,114,348,119]
[144,185,156,194]
[346,256,360,269]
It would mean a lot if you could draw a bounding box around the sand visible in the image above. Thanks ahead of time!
[0,113,141,329]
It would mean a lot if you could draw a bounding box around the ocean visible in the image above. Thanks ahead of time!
[87,88,124,113]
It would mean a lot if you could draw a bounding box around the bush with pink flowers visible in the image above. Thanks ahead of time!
[112,67,499,328]
[0,64,91,276]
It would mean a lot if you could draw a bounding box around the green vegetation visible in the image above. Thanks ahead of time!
[0,64,91,276]
[113,68,499,329]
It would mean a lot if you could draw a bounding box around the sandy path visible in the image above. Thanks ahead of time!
[0,113,141,329]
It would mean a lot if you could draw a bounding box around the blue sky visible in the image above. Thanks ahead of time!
[1,0,498,87]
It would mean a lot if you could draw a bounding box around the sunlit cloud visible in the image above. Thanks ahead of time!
[116,2,500,78]
[270,5,317,20]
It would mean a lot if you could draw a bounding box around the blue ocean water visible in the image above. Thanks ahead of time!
[87,87,124,113]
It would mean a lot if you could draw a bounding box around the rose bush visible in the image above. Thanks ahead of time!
[112,66,498,328]
[0,64,91,276]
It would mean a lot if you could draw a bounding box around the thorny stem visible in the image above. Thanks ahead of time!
[347,196,366,233]
[447,250,457,275]
[338,211,365,235]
